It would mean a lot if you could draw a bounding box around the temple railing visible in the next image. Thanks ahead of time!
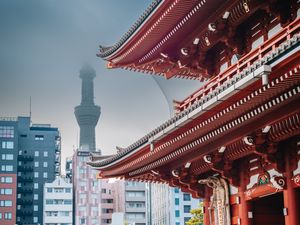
[176,17,300,112]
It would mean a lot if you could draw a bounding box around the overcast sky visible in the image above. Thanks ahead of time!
[0,0,202,172]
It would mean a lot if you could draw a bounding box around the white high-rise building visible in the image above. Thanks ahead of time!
[149,183,201,225]
[125,181,147,225]
[43,176,73,225]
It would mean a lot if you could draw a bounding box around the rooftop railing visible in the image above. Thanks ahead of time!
[0,117,17,121]
[176,17,300,112]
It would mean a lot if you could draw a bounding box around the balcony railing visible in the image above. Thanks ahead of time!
[17,198,33,205]
[18,176,33,183]
[55,144,61,153]
[17,165,33,172]
[176,17,300,112]
[18,155,34,161]
[17,209,33,216]
[17,186,33,193]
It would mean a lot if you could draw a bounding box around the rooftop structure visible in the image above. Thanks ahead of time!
[91,1,300,225]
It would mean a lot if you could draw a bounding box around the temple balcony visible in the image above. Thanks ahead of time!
[175,17,300,112]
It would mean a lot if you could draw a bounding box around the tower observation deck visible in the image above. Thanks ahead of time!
[74,65,100,151]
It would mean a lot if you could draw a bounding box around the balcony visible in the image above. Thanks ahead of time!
[18,155,34,161]
[18,209,33,216]
[17,186,33,193]
[125,207,146,213]
[55,144,61,153]
[17,165,33,172]
[125,196,146,202]
[176,17,300,112]
[17,198,33,205]
[18,176,33,183]
[55,155,61,164]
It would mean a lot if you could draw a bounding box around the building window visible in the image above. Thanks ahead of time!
[183,193,191,201]
[184,217,192,222]
[34,205,38,211]
[4,212,12,220]
[0,200,12,207]
[43,162,48,167]
[80,217,86,224]
[1,141,14,149]
[60,211,70,216]
[47,188,53,193]
[34,162,39,167]
[65,188,71,193]
[64,200,72,205]
[1,165,13,172]
[34,183,38,189]
[44,151,48,157]
[34,151,39,157]
[176,223,180,225]
[43,172,48,178]
[54,188,63,193]
[0,212,2,219]
[79,168,86,174]
[0,188,13,195]
[174,187,179,193]
[33,216,38,223]
[34,172,39,178]
[0,176,12,183]
[34,194,38,200]
[175,210,180,217]
[1,154,13,160]
[0,126,14,138]
[184,205,191,213]
[46,200,53,205]
[79,206,86,212]
[35,135,44,141]
[46,211,58,216]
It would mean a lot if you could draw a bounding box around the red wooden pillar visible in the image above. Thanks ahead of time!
[238,160,253,225]
[283,148,299,225]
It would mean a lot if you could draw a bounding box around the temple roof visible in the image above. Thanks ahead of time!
[97,0,232,80]
[97,0,163,59]
[89,17,300,178]
[91,0,300,192]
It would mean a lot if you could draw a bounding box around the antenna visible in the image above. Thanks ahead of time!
[29,96,32,119]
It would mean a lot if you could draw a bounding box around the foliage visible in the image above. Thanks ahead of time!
[185,201,204,225]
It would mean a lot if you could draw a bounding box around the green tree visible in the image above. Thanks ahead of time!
[185,202,204,225]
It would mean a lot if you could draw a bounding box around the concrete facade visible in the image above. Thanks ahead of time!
[72,150,115,225]
[0,116,61,225]
[43,176,73,225]
[0,117,18,225]
[16,117,61,225]
[125,181,147,225]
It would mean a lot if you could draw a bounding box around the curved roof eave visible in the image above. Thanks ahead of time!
[97,0,164,60]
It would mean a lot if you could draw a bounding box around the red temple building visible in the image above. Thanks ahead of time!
[89,1,300,225]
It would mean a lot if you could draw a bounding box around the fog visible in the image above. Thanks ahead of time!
[0,0,202,172]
